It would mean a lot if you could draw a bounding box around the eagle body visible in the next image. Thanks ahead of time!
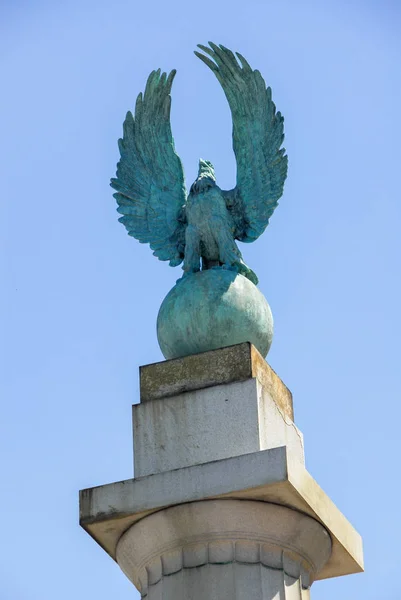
[183,173,257,282]
[185,181,233,263]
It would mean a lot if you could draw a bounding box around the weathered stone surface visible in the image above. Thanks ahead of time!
[133,377,303,477]
[116,499,331,598]
[79,446,364,581]
[140,342,294,420]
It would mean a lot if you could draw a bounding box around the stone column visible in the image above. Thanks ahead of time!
[117,500,331,600]
[79,343,364,598]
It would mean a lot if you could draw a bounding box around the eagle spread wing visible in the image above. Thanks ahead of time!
[195,43,288,243]
[110,69,187,266]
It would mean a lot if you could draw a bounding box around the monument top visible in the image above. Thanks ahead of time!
[110,42,288,284]
[110,43,288,359]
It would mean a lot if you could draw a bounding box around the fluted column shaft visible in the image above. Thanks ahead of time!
[116,500,332,599]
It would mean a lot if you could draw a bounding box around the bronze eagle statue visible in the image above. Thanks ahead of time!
[111,42,288,285]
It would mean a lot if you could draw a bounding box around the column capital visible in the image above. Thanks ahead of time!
[116,499,332,598]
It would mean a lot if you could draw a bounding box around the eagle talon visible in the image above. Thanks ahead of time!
[220,264,239,273]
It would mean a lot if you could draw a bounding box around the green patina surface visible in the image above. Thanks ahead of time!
[110,43,287,358]
[157,270,273,359]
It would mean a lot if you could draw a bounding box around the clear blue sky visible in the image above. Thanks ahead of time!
[1,0,400,598]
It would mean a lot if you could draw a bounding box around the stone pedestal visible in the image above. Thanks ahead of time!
[80,343,363,598]
[133,376,304,477]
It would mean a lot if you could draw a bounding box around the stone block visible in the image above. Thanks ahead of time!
[133,378,304,477]
[139,342,294,420]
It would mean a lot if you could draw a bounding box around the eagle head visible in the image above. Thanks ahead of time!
[190,159,217,195]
